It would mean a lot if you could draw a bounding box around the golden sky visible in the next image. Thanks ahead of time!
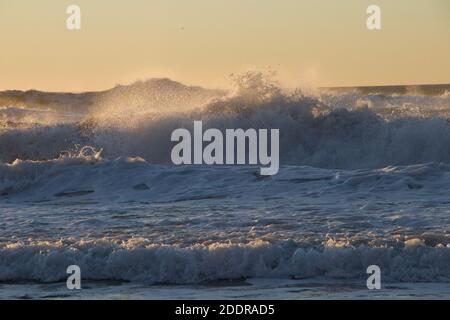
[0,0,449,92]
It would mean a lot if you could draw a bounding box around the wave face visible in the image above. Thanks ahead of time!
[1,74,450,287]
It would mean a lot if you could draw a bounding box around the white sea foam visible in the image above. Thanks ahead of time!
[0,238,449,283]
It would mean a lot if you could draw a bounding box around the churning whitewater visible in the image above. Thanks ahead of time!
[1,74,450,291]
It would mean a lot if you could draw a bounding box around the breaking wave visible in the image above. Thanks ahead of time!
[1,238,449,283]
[1,74,450,169]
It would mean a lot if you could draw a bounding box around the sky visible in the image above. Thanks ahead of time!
[0,0,449,92]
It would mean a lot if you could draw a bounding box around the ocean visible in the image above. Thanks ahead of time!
[0,76,449,299]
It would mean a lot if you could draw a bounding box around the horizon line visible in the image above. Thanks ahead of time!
[1,80,450,95]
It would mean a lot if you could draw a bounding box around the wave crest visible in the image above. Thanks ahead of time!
[1,74,450,169]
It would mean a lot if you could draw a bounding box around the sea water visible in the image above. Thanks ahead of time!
[0,77,449,299]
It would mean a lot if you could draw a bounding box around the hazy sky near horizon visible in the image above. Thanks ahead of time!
[0,0,449,92]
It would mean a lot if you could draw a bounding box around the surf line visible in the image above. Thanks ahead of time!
[170,121,279,175]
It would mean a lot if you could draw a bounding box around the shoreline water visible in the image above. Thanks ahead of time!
[2,278,450,300]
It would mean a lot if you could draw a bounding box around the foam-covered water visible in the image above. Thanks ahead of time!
[1,74,449,298]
